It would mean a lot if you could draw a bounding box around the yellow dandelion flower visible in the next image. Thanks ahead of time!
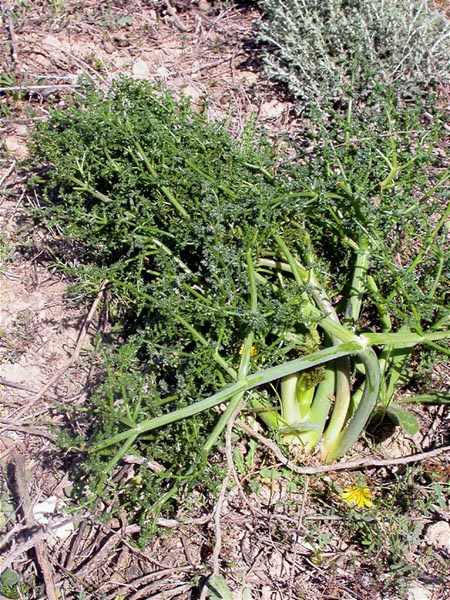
[340,484,373,509]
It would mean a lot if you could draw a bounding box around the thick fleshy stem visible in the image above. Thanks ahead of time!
[323,347,381,462]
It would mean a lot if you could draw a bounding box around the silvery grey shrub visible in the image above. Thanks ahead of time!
[258,0,450,108]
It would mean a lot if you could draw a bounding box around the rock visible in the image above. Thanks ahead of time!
[260,99,285,120]
[198,0,210,11]
[15,124,28,137]
[155,65,170,80]
[407,585,432,600]
[34,496,58,525]
[180,84,202,102]
[34,496,75,546]
[132,58,150,80]
[42,34,61,49]
[240,71,258,85]
[425,521,450,553]
[0,364,43,386]
[407,584,432,600]
[4,136,29,159]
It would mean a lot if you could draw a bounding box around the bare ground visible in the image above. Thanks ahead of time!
[0,2,449,599]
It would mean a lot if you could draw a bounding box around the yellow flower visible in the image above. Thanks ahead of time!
[340,484,373,509]
[239,344,257,357]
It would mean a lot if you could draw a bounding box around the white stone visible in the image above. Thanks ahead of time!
[34,496,58,525]
[425,521,450,552]
[155,65,170,80]
[4,136,29,159]
[180,85,202,102]
[260,100,285,120]
[132,59,150,80]
[0,364,43,386]
[33,497,75,545]
[240,71,258,85]
[407,584,432,600]
[42,35,62,50]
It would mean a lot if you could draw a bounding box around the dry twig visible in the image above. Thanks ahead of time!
[0,84,80,94]
[0,2,18,70]
[0,161,16,189]
[64,519,90,571]
[164,0,189,32]
[131,583,192,600]
[106,568,193,600]
[5,452,58,600]
[288,477,309,599]
[211,474,229,577]
[238,421,450,474]
[0,530,47,576]
[0,376,37,394]
[0,422,55,440]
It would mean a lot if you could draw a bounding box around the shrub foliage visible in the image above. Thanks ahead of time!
[28,80,449,537]
[258,0,450,108]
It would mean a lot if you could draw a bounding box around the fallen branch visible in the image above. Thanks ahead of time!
[211,475,229,577]
[0,530,47,576]
[0,376,37,394]
[105,568,192,600]
[0,161,16,189]
[0,84,80,94]
[238,421,450,474]
[164,0,189,32]
[190,52,245,75]
[6,452,58,600]
[0,423,55,440]
[0,2,18,70]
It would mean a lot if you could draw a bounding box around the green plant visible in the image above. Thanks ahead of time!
[0,569,23,600]
[337,468,450,587]
[204,575,253,599]
[48,0,65,14]
[28,80,449,531]
[0,234,12,273]
[257,0,450,109]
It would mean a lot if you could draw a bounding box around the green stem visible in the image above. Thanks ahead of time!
[93,341,364,451]
[296,378,315,415]
[280,373,301,426]
[274,235,340,324]
[148,252,260,511]
[428,250,444,300]
[270,237,353,449]
[202,247,258,451]
[203,332,253,453]
[151,238,193,275]
[297,365,335,452]
[96,434,139,493]
[344,238,369,327]
[134,140,189,219]
[175,315,236,379]
[323,348,381,462]
[322,357,351,454]
[423,340,450,358]
[407,199,450,273]
[362,330,450,347]
[250,394,282,429]
[70,176,113,204]
[366,275,391,332]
